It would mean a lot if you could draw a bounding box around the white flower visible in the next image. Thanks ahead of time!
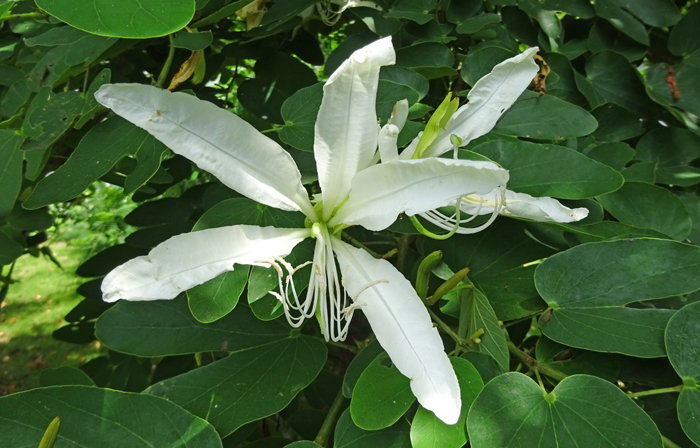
[384,48,589,234]
[95,37,511,425]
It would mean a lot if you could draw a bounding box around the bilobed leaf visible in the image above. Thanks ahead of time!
[594,0,649,45]
[385,0,437,24]
[669,4,700,56]
[342,340,385,398]
[576,50,655,116]
[24,117,168,209]
[395,43,455,79]
[351,353,415,430]
[35,0,195,38]
[590,104,645,142]
[493,90,598,139]
[596,182,692,240]
[536,239,700,357]
[584,142,635,171]
[410,358,483,448]
[146,335,326,437]
[335,408,411,448]
[665,302,700,445]
[636,127,700,187]
[280,83,323,152]
[461,41,515,86]
[96,296,289,356]
[187,266,249,323]
[467,373,662,447]
[472,140,623,199]
[0,385,222,447]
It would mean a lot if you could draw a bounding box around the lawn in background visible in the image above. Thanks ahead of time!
[0,244,103,394]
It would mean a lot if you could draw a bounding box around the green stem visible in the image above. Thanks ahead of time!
[427,307,469,349]
[156,35,176,88]
[507,341,568,383]
[0,11,44,23]
[341,232,382,259]
[662,435,683,448]
[314,388,347,448]
[627,385,684,399]
[320,338,358,354]
[396,234,413,275]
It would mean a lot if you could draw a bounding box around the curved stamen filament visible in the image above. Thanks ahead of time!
[417,187,506,237]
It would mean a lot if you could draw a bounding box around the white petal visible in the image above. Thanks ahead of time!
[498,190,589,222]
[388,98,409,131]
[314,37,395,220]
[378,123,400,163]
[422,48,540,158]
[95,84,316,219]
[329,158,509,231]
[332,239,461,424]
[101,226,311,302]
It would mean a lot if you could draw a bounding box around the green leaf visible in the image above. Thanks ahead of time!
[594,0,649,45]
[576,50,655,116]
[535,336,620,382]
[584,142,635,171]
[0,227,23,265]
[596,182,692,240]
[125,197,194,227]
[637,127,700,187]
[422,219,553,321]
[493,90,598,139]
[449,286,509,371]
[679,193,700,245]
[536,239,700,357]
[395,43,455,79]
[553,221,668,245]
[280,83,323,152]
[540,0,594,18]
[146,335,326,437]
[460,41,515,86]
[21,90,84,151]
[590,104,645,142]
[76,244,147,278]
[39,366,96,387]
[24,117,168,209]
[669,4,700,56]
[385,0,437,24]
[614,0,681,27]
[334,408,411,448]
[342,339,385,398]
[645,56,700,119]
[678,389,700,446]
[472,140,623,199]
[519,0,561,39]
[96,296,290,356]
[410,358,483,448]
[173,30,213,50]
[468,373,662,447]
[665,301,700,445]
[456,13,501,35]
[350,353,415,430]
[0,130,23,219]
[35,0,195,38]
[285,442,322,448]
[187,266,249,323]
[588,20,647,62]
[0,385,222,447]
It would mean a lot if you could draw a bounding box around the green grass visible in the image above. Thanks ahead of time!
[0,244,103,394]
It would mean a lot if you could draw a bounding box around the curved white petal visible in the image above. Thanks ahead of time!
[329,158,509,231]
[95,84,316,219]
[101,226,311,302]
[378,123,400,163]
[499,190,589,222]
[314,37,395,220]
[388,98,409,131]
[422,48,540,158]
[458,188,589,222]
[332,239,460,425]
